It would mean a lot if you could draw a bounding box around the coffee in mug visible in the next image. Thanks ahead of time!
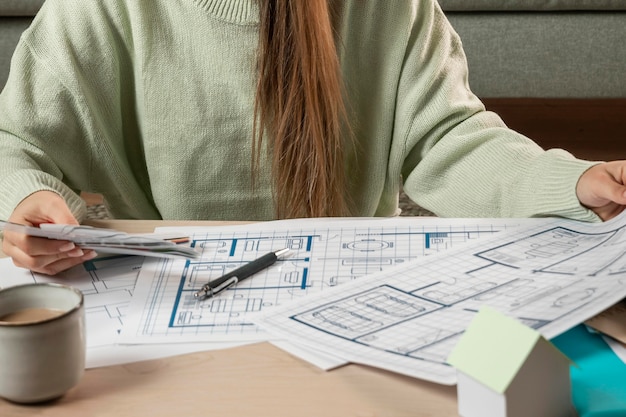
[0,283,85,404]
[0,307,65,323]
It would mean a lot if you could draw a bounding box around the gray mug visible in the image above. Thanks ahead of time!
[0,283,85,403]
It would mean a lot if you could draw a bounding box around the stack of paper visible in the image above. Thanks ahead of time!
[0,220,199,259]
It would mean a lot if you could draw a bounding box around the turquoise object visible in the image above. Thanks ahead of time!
[552,325,626,417]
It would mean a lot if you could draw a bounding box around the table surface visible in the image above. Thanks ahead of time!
[0,220,459,417]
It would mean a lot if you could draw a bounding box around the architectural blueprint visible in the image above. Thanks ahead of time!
[0,254,141,348]
[120,217,543,345]
[255,213,626,385]
[0,252,254,368]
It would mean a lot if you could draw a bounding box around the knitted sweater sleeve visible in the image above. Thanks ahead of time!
[0,38,89,221]
[0,0,157,221]
[397,0,600,221]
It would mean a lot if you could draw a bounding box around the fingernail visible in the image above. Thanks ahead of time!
[59,242,76,252]
[83,251,98,260]
[67,248,85,257]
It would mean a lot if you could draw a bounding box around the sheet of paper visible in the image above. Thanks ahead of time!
[120,217,545,349]
[604,336,626,364]
[254,213,626,385]
[585,300,626,344]
[0,236,345,370]
[0,254,140,349]
[87,341,253,368]
[269,340,349,371]
[0,220,198,259]
[0,255,249,368]
[0,216,558,371]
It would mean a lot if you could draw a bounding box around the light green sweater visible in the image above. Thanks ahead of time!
[0,0,599,222]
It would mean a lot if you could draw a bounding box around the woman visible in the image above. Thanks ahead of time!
[1,0,625,275]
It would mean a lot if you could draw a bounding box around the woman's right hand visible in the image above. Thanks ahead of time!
[2,191,97,275]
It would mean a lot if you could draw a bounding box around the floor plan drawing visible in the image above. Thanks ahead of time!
[0,254,142,348]
[121,217,538,344]
[256,215,626,385]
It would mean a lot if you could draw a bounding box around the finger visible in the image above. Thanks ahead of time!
[2,231,80,257]
[606,160,626,183]
[577,163,626,209]
[600,161,626,198]
[592,178,626,207]
[11,249,98,276]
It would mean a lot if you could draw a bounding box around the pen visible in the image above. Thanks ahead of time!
[193,248,290,300]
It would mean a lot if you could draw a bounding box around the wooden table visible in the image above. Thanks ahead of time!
[0,220,459,417]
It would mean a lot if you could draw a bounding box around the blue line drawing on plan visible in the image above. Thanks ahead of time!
[293,286,441,340]
[292,286,474,364]
[168,236,313,329]
[475,227,626,276]
[167,229,505,330]
[247,216,626,385]
[124,219,518,343]
[13,254,142,347]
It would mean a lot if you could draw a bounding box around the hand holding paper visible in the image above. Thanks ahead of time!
[0,220,199,259]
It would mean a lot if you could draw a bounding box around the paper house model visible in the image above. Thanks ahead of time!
[447,306,576,417]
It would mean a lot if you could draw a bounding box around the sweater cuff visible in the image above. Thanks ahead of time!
[524,152,601,222]
[0,169,87,222]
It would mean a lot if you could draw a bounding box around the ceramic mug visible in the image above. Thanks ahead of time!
[0,283,85,404]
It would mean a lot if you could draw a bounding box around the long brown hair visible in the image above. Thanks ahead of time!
[254,0,352,219]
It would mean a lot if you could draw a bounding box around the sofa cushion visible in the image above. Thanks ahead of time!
[439,0,626,12]
[0,0,45,16]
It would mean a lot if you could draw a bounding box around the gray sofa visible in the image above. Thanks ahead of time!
[440,0,626,98]
[2,0,625,98]
[0,0,42,89]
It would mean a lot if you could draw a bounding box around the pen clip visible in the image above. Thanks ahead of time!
[194,276,239,299]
